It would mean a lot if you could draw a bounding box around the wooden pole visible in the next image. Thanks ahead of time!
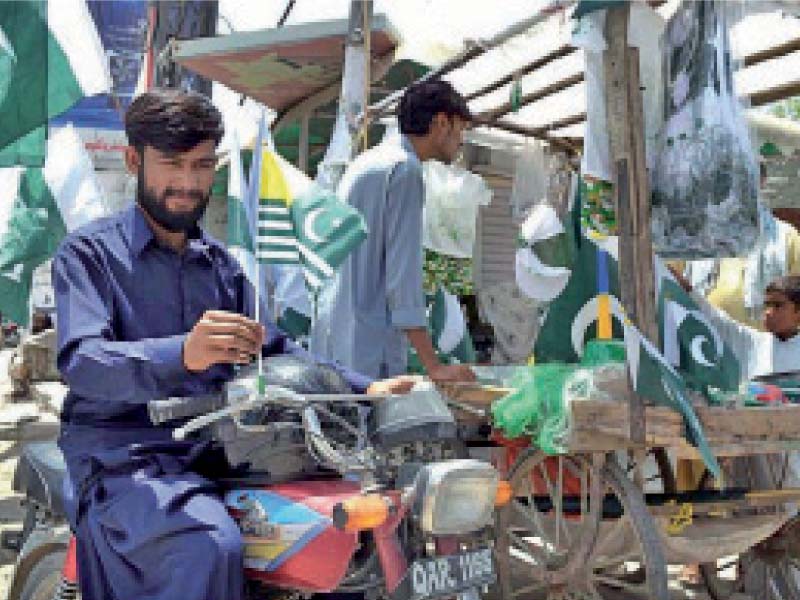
[603,5,657,447]
[298,112,310,174]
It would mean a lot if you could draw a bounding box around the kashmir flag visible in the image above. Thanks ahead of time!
[623,320,721,479]
[655,260,741,393]
[0,125,107,325]
[0,0,111,166]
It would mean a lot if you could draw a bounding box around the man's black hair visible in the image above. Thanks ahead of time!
[766,275,800,308]
[124,88,224,154]
[397,79,472,135]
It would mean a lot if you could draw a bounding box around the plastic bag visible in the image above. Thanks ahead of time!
[651,0,759,258]
[422,160,492,259]
[509,140,548,221]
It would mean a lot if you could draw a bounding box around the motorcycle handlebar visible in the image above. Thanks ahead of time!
[148,394,225,426]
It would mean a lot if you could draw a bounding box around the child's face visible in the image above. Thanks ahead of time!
[763,291,800,339]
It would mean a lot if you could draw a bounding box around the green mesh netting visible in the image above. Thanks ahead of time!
[491,364,577,455]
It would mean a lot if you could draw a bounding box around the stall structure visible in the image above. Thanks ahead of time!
[172,2,800,597]
[375,1,800,598]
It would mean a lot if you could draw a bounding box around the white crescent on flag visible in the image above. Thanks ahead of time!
[663,299,723,369]
[571,294,625,356]
[304,208,326,244]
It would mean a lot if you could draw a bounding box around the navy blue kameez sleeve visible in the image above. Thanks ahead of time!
[53,239,189,404]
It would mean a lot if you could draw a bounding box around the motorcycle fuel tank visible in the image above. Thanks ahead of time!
[225,480,361,592]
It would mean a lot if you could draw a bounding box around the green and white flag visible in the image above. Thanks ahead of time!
[226,131,258,286]
[624,320,721,479]
[429,285,476,363]
[655,260,740,393]
[533,237,624,363]
[0,125,106,325]
[0,0,111,166]
[409,286,476,373]
[288,189,367,291]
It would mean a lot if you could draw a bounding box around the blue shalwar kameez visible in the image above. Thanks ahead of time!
[53,203,371,600]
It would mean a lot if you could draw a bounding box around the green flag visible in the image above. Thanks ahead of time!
[0,125,106,325]
[624,320,721,479]
[226,131,258,286]
[289,188,367,291]
[408,286,476,373]
[533,238,624,363]
[656,261,741,393]
[0,0,111,166]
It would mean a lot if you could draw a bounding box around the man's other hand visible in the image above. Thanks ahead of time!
[183,310,265,372]
[366,375,422,396]
[428,364,476,384]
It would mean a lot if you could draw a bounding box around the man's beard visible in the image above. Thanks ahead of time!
[136,167,210,233]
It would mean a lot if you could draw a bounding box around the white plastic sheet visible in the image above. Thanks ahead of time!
[422,160,491,259]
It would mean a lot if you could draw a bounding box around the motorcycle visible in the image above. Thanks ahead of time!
[5,361,506,600]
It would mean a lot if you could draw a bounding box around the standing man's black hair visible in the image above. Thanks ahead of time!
[124,88,224,155]
[397,79,472,135]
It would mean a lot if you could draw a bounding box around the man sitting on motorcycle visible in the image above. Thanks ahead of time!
[53,88,413,600]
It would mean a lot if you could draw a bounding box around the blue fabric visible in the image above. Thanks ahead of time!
[52,202,373,600]
[325,135,428,378]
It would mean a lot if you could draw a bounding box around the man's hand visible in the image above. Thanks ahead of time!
[183,310,265,372]
[428,363,476,384]
[366,375,422,396]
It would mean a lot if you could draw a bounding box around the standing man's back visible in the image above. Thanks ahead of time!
[326,79,475,383]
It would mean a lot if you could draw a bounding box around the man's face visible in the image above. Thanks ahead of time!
[430,114,468,163]
[126,140,217,233]
[763,291,800,339]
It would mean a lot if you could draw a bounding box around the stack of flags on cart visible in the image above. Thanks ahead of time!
[525,177,741,478]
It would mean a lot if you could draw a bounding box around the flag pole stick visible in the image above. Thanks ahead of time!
[250,112,268,395]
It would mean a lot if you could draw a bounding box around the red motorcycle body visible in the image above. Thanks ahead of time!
[225,479,365,592]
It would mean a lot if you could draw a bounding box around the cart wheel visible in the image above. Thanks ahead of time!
[496,450,668,599]
[496,449,603,599]
[700,454,800,600]
[585,458,669,600]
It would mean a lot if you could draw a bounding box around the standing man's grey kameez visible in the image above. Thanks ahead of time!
[328,135,426,378]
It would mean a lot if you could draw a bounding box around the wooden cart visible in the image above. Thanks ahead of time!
[440,381,800,600]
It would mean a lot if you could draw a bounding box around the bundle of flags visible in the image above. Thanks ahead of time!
[524,177,739,477]
[0,0,111,324]
[226,118,367,333]
[0,125,107,325]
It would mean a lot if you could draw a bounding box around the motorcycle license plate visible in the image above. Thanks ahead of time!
[394,547,495,600]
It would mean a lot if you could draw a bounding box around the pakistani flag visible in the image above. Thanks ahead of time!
[409,286,476,373]
[624,320,721,479]
[0,0,111,166]
[0,125,106,325]
[226,131,258,285]
[655,260,740,393]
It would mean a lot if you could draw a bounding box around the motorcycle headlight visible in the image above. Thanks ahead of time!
[413,459,499,535]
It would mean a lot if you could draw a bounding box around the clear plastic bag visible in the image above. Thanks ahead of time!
[422,160,492,259]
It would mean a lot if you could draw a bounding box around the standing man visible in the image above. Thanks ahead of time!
[327,79,476,381]
[53,89,412,600]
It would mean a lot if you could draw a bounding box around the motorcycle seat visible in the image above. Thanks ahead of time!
[14,441,67,516]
